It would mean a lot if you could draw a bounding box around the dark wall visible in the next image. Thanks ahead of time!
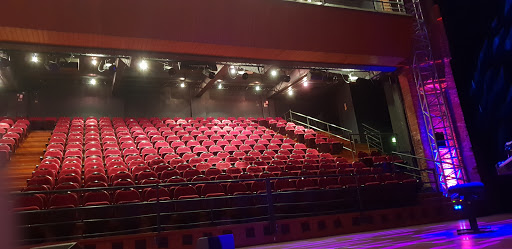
[439,0,512,212]
[350,78,393,133]
[272,84,349,127]
[18,82,266,118]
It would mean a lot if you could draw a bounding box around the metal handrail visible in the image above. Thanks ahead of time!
[288,110,352,133]
[361,123,380,133]
[290,119,352,144]
[283,0,407,14]
[391,151,461,167]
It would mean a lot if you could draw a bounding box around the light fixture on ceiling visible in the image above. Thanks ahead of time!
[270,69,278,77]
[303,80,308,87]
[349,73,358,83]
[179,77,186,81]
[180,82,185,88]
[91,58,98,66]
[138,60,149,71]
[31,54,39,63]
[229,66,237,79]
[287,88,294,96]
[218,83,222,89]
[255,85,261,91]
[217,79,222,82]
[89,79,97,85]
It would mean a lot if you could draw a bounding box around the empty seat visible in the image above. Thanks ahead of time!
[114,189,140,204]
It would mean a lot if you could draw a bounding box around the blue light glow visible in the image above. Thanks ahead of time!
[454,205,463,210]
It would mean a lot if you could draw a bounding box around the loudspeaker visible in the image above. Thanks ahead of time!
[435,132,446,147]
[31,242,81,249]
[196,234,235,249]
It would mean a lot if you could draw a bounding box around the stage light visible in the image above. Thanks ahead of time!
[228,66,237,79]
[242,73,249,80]
[180,82,185,88]
[91,58,97,66]
[179,77,186,81]
[271,69,278,77]
[168,67,177,76]
[89,79,97,85]
[31,55,39,63]
[287,89,293,96]
[349,74,358,82]
[255,85,261,91]
[303,80,308,87]
[391,137,397,143]
[454,205,462,210]
[108,64,117,73]
[217,79,222,82]
[218,84,222,89]
[209,71,216,79]
[138,60,149,71]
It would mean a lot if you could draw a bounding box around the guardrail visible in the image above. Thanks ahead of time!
[284,110,353,149]
[390,151,446,192]
[15,171,420,244]
[283,0,406,14]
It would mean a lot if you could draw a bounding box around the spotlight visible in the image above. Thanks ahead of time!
[271,70,278,77]
[179,77,186,81]
[0,58,10,68]
[229,66,237,79]
[89,79,97,85]
[46,62,60,72]
[287,89,293,96]
[303,80,308,87]
[108,64,117,73]
[208,71,216,79]
[91,58,97,66]
[138,60,149,71]
[349,74,358,82]
[168,67,177,76]
[31,55,39,63]
[180,82,185,88]
[281,75,291,82]
[242,73,249,80]
[454,205,462,210]
[216,79,222,82]
[255,85,261,91]
[218,84,222,89]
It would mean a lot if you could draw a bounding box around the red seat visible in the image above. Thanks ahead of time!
[57,174,81,186]
[183,168,201,179]
[49,193,79,209]
[83,190,111,206]
[296,178,319,190]
[143,187,170,202]
[114,189,140,204]
[226,182,250,195]
[174,186,199,199]
[274,179,297,191]
[16,195,44,210]
[28,175,54,189]
[318,177,342,189]
[200,183,225,197]
[136,170,158,182]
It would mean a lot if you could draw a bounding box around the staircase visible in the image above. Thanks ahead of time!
[7,131,52,191]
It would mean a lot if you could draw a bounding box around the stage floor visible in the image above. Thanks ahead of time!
[242,214,512,249]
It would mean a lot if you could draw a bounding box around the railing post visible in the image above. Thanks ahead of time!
[265,178,277,235]
[156,183,161,233]
[289,110,293,122]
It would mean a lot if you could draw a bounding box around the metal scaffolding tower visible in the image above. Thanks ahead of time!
[406,0,466,193]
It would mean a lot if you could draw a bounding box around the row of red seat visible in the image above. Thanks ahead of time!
[18,171,413,211]
[0,118,30,163]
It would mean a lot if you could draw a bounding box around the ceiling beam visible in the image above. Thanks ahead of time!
[266,69,309,99]
[194,65,228,97]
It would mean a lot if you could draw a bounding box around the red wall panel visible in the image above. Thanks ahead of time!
[0,0,413,66]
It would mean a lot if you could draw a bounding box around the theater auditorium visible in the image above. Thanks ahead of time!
[1,0,512,248]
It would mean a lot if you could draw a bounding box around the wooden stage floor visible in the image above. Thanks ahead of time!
[242,214,512,249]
